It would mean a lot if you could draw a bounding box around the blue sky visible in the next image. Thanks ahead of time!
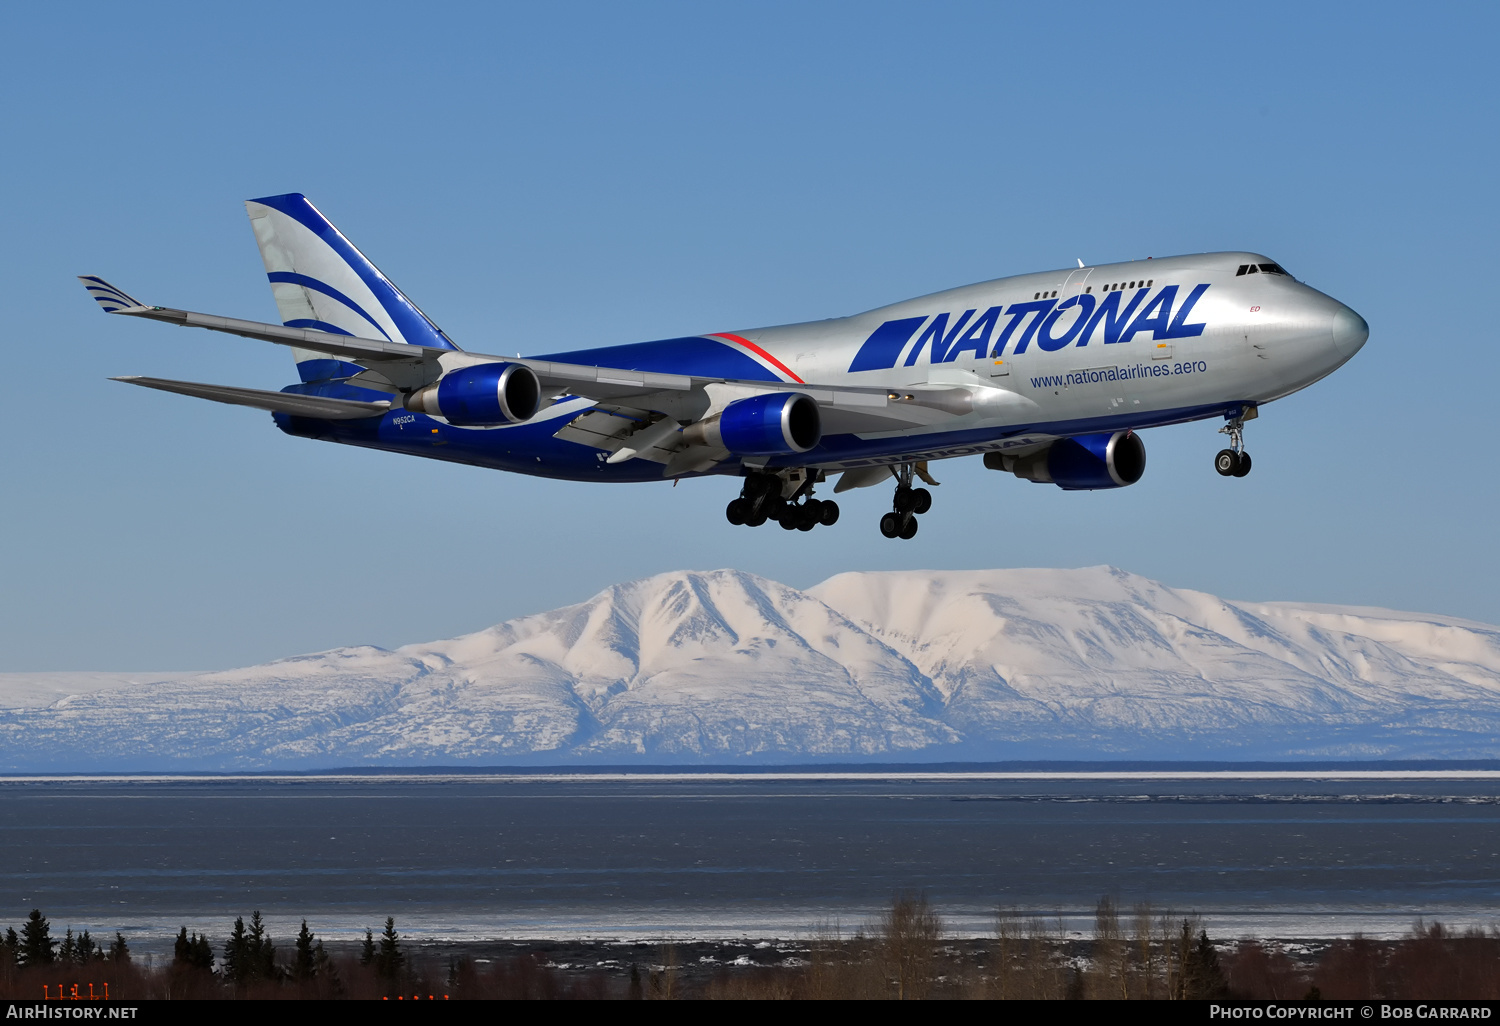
[3,2,1496,669]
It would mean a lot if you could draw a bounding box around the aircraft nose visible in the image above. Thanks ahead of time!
[1331,305,1368,357]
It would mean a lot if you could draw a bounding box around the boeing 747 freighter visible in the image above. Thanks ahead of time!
[81,194,1367,538]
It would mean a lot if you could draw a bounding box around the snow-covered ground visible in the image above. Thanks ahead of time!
[4,567,1499,769]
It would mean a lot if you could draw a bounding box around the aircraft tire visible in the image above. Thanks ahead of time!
[899,515,919,540]
[746,511,767,528]
[879,512,901,539]
[912,488,932,515]
[819,500,840,526]
[1233,451,1252,477]
[797,513,816,532]
[1215,449,1239,476]
[893,486,917,514]
[726,499,749,526]
[780,513,799,531]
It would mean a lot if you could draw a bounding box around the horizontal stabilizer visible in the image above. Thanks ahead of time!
[78,276,145,313]
[111,376,392,420]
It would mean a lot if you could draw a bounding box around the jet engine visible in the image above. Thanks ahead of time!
[682,392,821,456]
[984,430,1146,490]
[403,362,541,426]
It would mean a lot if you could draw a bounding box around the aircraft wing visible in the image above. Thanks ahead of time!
[82,276,973,434]
[111,376,393,419]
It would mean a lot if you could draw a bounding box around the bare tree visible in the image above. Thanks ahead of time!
[878,893,942,999]
[992,909,1023,999]
[1023,916,1066,999]
[1093,896,1130,999]
[1131,903,1156,999]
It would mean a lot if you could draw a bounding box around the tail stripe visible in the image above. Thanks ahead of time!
[266,271,392,340]
[282,319,356,336]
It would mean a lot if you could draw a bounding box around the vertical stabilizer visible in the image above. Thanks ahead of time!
[245,193,458,381]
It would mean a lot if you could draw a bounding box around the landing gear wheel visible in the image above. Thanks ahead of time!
[818,500,840,526]
[803,499,824,522]
[726,498,748,526]
[911,488,932,515]
[899,515,919,540]
[879,512,901,539]
[780,513,799,531]
[745,511,767,528]
[1215,449,1239,477]
[1232,451,1252,477]
[893,486,918,515]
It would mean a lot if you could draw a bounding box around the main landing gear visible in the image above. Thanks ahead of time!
[1214,407,1257,478]
[878,463,934,541]
[725,470,840,532]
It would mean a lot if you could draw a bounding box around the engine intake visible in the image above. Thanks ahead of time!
[681,392,821,456]
[984,430,1146,490]
[404,362,541,426]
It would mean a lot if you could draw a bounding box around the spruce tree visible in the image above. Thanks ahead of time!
[190,933,213,971]
[247,911,275,981]
[375,917,404,980]
[360,929,375,966]
[59,929,76,964]
[313,941,340,993]
[173,927,191,966]
[223,916,249,983]
[1,928,16,967]
[109,933,130,965]
[293,920,316,981]
[19,910,55,967]
[76,930,98,964]
[1184,928,1230,999]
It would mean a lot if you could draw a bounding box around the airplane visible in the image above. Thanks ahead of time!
[80,194,1368,539]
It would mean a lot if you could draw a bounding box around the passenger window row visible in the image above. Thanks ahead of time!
[1081,279,1153,295]
[1034,278,1155,300]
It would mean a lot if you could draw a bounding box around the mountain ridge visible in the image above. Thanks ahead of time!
[4,567,1498,769]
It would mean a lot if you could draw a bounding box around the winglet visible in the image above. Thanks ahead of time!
[78,276,146,313]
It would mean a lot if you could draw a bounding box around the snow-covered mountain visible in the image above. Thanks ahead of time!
[4,567,1499,769]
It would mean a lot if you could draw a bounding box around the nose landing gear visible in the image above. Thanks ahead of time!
[1215,407,1257,478]
[879,463,933,540]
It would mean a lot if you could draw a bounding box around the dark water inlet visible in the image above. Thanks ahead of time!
[1,773,1497,944]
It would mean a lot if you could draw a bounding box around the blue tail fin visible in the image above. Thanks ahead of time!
[244,193,458,381]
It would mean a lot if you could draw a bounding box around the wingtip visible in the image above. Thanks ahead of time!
[79,276,145,313]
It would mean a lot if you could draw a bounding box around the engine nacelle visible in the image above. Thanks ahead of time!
[984,430,1146,490]
[404,362,541,425]
[681,392,821,456]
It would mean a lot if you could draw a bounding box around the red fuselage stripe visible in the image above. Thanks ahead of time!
[710,333,806,384]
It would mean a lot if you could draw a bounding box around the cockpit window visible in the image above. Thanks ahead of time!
[1237,262,1291,277]
[1258,263,1288,275]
